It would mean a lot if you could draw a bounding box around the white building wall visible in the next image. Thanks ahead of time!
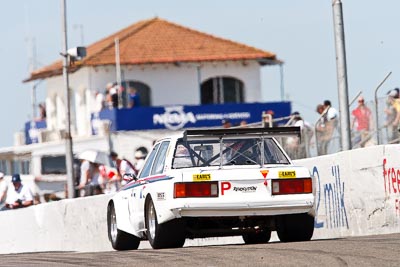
[44,61,264,137]
[46,69,92,137]
[87,61,262,106]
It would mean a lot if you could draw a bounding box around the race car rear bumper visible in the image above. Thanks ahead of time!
[171,199,314,218]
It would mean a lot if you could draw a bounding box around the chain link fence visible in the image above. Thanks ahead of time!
[280,96,400,160]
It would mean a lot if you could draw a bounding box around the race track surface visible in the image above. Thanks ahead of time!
[2,233,400,266]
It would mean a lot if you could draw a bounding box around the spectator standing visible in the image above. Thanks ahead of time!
[110,152,137,184]
[78,159,92,197]
[387,91,400,143]
[351,96,372,147]
[128,87,141,108]
[323,100,339,121]
[315,103,336,155]
[134,150,146,174]
[385,90,400,143]
[94,90,105,113]
[38,103,46,120]
[222,119,232,128]
[1,174,33,210]
[263,110,278,127]
[110,84,119,109]
[286,112,313,159]
[105,82,115,109]
[87,163,105,196]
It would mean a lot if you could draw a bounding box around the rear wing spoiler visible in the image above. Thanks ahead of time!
[183,127,301,141]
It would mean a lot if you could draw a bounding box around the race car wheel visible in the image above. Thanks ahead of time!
[242,229,271,244]
[145,196,186,249]
[277,213,314,242]
[107,202,140,250]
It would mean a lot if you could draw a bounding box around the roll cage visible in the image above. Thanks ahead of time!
[172,127,300,169]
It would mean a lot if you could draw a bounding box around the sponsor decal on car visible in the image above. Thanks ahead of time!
[278,170,296,178]
[157,192,166,200]
[233,186,257,193]
[193,174,211,181]
[221,181,231,195]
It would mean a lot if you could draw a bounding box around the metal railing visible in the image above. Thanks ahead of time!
[281,95,399,160]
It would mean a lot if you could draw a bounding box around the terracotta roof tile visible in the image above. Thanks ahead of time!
[25,17,278,82]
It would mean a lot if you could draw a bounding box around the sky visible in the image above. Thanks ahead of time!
[0,0,399,148]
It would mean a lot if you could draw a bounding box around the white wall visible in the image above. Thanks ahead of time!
[295,145,400,239]
[44,61,264,137]
[88,61,261,106]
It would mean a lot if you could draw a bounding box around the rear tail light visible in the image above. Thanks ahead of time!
[272,178,312,195]
[174,182,219,198]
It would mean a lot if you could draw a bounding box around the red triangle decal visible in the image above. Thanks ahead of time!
[260,170,269,178]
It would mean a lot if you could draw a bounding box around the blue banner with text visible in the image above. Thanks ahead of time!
[92,102,291,133]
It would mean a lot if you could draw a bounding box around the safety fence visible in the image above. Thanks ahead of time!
[238,96,398,160]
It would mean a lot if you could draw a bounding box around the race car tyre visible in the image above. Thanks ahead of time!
[276,213,314,242]
[242,229,271,244]
[107,202,140,250]
[145,196,186,249]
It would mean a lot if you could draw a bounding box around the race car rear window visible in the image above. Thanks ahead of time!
[172,137,289,169]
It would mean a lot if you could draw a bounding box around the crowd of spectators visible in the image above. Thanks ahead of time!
[231,88,400,158]
[94,82,141,113]
[75,149,147,197]
[0,147,149,211]
[219,95,398,159]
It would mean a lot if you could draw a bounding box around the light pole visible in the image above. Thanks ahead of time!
[332,0,351,151]
[61,0,75,198]
[279,63,285,101]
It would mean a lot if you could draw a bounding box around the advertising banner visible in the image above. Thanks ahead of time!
[94,102,291,132]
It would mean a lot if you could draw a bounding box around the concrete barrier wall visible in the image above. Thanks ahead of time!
[296,144,400,239]
[0,195,112,254]
[1,144,399,254]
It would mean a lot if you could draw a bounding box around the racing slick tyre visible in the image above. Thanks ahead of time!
[242,229,272,244]
[276,213,314,242]
[107,202,140,250]
[145,196,186,249]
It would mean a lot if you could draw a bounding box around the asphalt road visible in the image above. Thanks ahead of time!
[2,233,400,267]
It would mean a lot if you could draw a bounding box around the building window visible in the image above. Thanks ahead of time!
[41,156,66,175]
[0,160,8,175]
[201,77,244,104]
[121,81,151,107]
[21,160,30,175]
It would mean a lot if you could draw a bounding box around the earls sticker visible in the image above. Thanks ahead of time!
[278,171,296,178]
[193,174,211,181]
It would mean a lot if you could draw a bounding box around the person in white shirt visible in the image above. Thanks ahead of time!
[2,174,33,210]
[110,151,136,185]
[134,150,146,174]
[323,100,339,121]
[286,112,313,159]
[78,159,92,197]
[94,90,105,113]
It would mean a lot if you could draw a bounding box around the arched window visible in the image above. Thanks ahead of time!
[201,76,244,104]
[121,81,151,107]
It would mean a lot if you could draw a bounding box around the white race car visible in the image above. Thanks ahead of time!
[107,127,315,250]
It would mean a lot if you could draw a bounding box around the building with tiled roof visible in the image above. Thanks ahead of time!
[25,17,279,82]
[22,17,285,147]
